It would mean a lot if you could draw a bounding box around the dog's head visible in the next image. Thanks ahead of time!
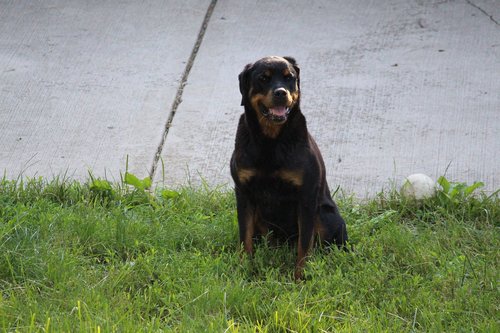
[239,56,300,125]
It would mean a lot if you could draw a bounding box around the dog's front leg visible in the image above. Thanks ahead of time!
[235,189,255,256]
[295,204,316,280]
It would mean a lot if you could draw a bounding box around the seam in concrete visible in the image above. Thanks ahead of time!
[150,0,218,181]
[465,0,499,26]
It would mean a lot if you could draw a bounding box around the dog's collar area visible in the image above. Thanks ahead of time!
[259,103,291,123]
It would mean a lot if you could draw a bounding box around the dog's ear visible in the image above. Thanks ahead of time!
[283,56,300,90]
[238,63,253,106]
[283,56,297,66]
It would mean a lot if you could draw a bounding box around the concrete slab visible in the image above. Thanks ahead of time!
[161,0,500,196]
[0,0,209,181]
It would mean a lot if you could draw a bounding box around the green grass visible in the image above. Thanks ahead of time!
[0,177,498,332]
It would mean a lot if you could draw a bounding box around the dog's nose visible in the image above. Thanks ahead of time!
[273,88,287,98]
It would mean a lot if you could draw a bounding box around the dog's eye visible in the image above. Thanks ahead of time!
[259,75,270,83]
[284,74,294,81]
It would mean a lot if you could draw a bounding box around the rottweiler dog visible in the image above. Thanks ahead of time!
[230,56,348,280]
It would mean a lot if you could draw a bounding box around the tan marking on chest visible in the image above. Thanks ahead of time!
[275,169,304,186]
[238,168,257,183]
[259,119,283,138]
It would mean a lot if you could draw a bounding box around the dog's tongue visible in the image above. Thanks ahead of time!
[269,106,287,116]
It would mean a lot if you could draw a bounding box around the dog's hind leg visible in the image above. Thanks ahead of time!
[318,203,348,248]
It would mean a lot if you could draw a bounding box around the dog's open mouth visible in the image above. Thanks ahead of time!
[259,104,291,123]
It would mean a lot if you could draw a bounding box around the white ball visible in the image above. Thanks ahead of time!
[400,174,436,200]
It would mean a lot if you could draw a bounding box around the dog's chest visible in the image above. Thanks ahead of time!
[237,167,302,200]
[239,167,302,232]
[238,165,302,185]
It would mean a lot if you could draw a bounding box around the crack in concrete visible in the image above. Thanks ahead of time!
[149,0,218,181]
[465,0,499,26]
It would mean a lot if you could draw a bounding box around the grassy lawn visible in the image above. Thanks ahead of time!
[0,176,498,332]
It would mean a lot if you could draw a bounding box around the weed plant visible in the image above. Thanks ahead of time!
[0,175,498,332]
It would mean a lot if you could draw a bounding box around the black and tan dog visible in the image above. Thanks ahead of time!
[230,56,348,280]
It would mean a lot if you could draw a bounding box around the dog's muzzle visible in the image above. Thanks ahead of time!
[259,104,291,123]
[259,88,292,123]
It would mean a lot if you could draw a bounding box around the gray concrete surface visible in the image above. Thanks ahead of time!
[1,0,499,196]
[0,0,209,181]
